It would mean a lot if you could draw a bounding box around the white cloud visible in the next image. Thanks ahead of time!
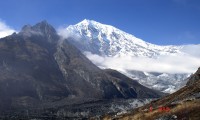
[57,26,81,41]
[84,51,200,74]
[0,20,16,38]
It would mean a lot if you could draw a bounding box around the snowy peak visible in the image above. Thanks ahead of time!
[59,19,199,93]
[65,19,182,57]
[76,19,102,27]
[73,19,147,45]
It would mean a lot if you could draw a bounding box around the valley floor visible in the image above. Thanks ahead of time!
[0,98,152,120]
[102,99,200,120]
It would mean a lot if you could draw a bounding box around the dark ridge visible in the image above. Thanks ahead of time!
[0,21,165,118]
[20,20,58,44]
[186,67,200,86]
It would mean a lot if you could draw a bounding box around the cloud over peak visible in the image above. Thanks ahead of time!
[84,51,200,74]
[0,20,16,38]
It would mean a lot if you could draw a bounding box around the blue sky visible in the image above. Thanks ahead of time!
[0,0,200,45]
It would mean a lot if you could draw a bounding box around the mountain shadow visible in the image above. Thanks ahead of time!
[0,21,165,118]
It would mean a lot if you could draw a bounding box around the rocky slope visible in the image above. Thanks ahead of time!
[186,67,200,85]
[104,69,165,98]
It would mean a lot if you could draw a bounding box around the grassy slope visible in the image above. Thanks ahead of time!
[101,80,200,120]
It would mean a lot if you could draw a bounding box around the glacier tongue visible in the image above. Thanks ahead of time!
[59,19,198,93]
[123,70,190,93]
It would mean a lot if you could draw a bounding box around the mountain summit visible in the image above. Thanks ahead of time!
[21,20,56,34]
[20,20,58,44]
[65,19,182,57]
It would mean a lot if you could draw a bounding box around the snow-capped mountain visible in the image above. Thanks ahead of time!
[59,19,199,93]
[63,19,183,58]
